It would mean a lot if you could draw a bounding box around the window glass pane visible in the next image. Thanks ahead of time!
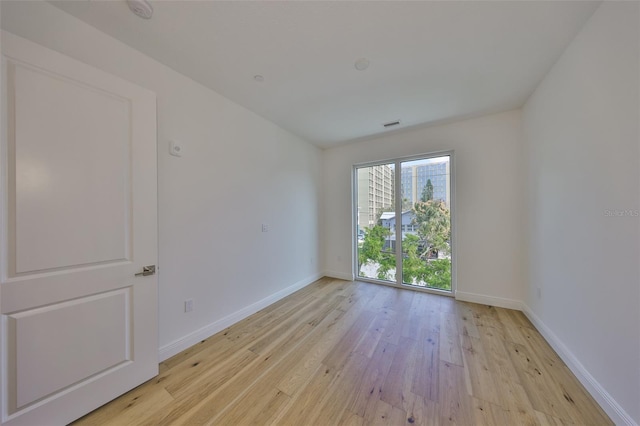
[400,156,451,290]
[356,163,396,283]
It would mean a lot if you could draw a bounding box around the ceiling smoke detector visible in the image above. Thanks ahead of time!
[127,0,153,19]
[354,58,370,71]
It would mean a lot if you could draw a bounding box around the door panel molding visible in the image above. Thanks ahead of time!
[6,288,132,413]
[8,60,133,276]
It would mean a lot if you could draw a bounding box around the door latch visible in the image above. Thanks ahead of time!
[135,265,156,277]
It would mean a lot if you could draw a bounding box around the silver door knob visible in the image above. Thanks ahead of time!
[135,265,156,277]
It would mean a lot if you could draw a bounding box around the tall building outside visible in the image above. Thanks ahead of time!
[357,164,394,229]
[401,159,450,207]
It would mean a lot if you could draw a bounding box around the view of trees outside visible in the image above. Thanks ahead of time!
[357,156,451,290]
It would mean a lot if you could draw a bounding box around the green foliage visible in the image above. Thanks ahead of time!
[400,233,451,289]
[358,225,395,280]
[358,199,452,290]
[421,179,434,202]
[409,259,452,289]
[413,200,450,257]
[400,234,424,280]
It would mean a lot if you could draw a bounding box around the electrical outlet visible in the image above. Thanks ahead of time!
[536,287,542,299]
[262,224,269,232]
[185,299,194,313]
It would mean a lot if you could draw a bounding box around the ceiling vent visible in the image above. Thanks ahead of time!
[127,0,153,19]
[383,120,401,128]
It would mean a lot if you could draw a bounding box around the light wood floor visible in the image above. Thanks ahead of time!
[74,278,611,425]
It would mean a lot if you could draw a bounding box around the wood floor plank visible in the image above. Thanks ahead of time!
[411,328,440,401]
[380,335,418,410]
[322,310,376,370]
[496,307,536,347]
[366,284,398,311]
[214,309,358,424]
[499,381,540,426]
[146,349,259,425]
[469,304,505,335]
[273,362,339,425]
[154,314,316,425]
[352,326,384,359]
[421,297,442,334]
[166,346,259,400]
[438,360,475,425]
[456,303,481,339]
[460,335,502,405]
[471,397,509,426]
[212,387,290,426]
[246,292,339,354]
[308,353,371,425]
[534,409,571,426]
[476,320,540,425]
[205,327,316,424]
[438,295,457,313]
[497,305,535,330]
[335,281,378,312]
[477,321,520,385]
[381,290,414,344]
[440,312,464,366]
[160,336,240,396]
[401,290,425,340]
[368,399,407,426]
[73,278,612,426]
[74,384,174,426]
[174,319,328,425]
[159,331,229,371]
[520,330,610,423]
[404,391,440,426]
[219,294,321,344]
[346,339,398,418]
[338,410,365,426]
[368,306,397,344]
[506,340,590,423]
[276,302,369,396]
[221,292,315,343]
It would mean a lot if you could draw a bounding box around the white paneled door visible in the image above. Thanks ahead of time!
[0,32,158,425]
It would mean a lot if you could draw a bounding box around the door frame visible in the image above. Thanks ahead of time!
[352,150,456,296]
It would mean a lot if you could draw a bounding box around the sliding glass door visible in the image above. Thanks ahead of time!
[355,153,453,293]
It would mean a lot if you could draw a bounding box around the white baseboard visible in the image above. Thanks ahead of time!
[521,304,637,426]
[323,270,354,281]
[158,273,323,362]
[454,290,522,310]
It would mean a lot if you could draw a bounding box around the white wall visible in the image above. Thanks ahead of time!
[522,2,639,424]
[323,110,526,307]
[4,1,638,423]
[0,1,323,358]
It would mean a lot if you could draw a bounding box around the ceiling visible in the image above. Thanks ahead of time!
[50,0,600,148]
